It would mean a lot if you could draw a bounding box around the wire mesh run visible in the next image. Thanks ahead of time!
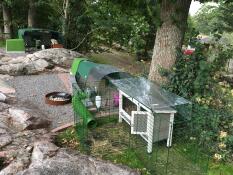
[71,77,211,175]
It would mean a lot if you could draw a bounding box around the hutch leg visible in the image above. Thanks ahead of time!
[118,90,123,123]
[167,113,174,147]
[147,114,154,153]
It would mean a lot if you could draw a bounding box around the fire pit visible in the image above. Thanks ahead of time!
[45,92,71,105]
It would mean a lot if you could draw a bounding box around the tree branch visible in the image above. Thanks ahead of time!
[71,27,102,51]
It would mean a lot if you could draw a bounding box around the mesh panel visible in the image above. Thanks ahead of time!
[132,112,148,133]
[71,78,211,175]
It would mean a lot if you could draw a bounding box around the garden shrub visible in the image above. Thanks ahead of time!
[163,34,233,162]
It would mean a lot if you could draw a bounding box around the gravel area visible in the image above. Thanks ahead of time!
[0,48,28,58]
[8,73,73,129]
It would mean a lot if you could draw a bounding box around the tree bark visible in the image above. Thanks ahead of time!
[0,2,3,38]
[2,2,12,39]
[28,0,36,27]
[148,0,192,83]
[62,0,70,36]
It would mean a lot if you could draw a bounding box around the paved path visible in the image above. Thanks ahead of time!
[8,73,73,129]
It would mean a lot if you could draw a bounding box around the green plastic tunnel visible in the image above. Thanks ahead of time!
[70,58,87,76]
[72,92,97,128]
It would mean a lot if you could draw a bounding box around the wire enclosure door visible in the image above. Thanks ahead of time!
[131,111,149,135]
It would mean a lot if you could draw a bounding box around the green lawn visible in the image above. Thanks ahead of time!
[88,51,150,76]
[208,163,233,175]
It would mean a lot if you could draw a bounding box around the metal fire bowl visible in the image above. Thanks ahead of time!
[45,92,71,105]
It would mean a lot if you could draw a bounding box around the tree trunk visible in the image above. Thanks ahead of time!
[62,0,70,36]
[0,2,3,36]
[28,0,36,27]
[148,0,192,83]
[2,2,12,39]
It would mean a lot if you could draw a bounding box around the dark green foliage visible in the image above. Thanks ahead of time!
[217,2,233,33]
[65,1,92,51]
[194,2,233,35]
[162,32,233,162]
[0,40,5,47]
[163,44,211,98]
[83,0,159,53]
[190,104,233,162]
[164,34,231,101]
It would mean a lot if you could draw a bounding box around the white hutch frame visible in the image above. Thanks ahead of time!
[118,90,176,153]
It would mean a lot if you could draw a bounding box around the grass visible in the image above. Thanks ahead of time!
[87,50,150,76]
[208,163,233,175]
[55,127,80,149]
[56,117,233,175]
[88,54,111,64]
[0,40,5,48]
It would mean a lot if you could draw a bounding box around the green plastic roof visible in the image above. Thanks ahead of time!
[70,58,87,75]
[78,60,98,79]
[18,28,62,39]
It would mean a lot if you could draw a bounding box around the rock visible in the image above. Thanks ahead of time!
[9,108,31,124]
[0,151,8,158]
[0,102,10,112]
[0,128,8,134]
[52,66,69,73]
[0,93,6,102]
[0,149,31,175]
[0,126,138,175]
[0,74,14,81]
[0,57,47,75]
[0,134,12,148]
[0,130,12,148]
[0,53,5,59]
[32,48,82,66]
[0,111,11,129]
[0,160,26,175]
[32,59,50,72]
[16,141,139,175]
[0,79,15,94]
[0,63,26,75]
[9,107,51,131]
[0,48,82,75]
[25,146,33,153]
[2,129,51,153]
[21,62,37,75]
[1,57,12,63]
[8,57,25,64]
[31,141,59,164]
[25,54,34,59]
